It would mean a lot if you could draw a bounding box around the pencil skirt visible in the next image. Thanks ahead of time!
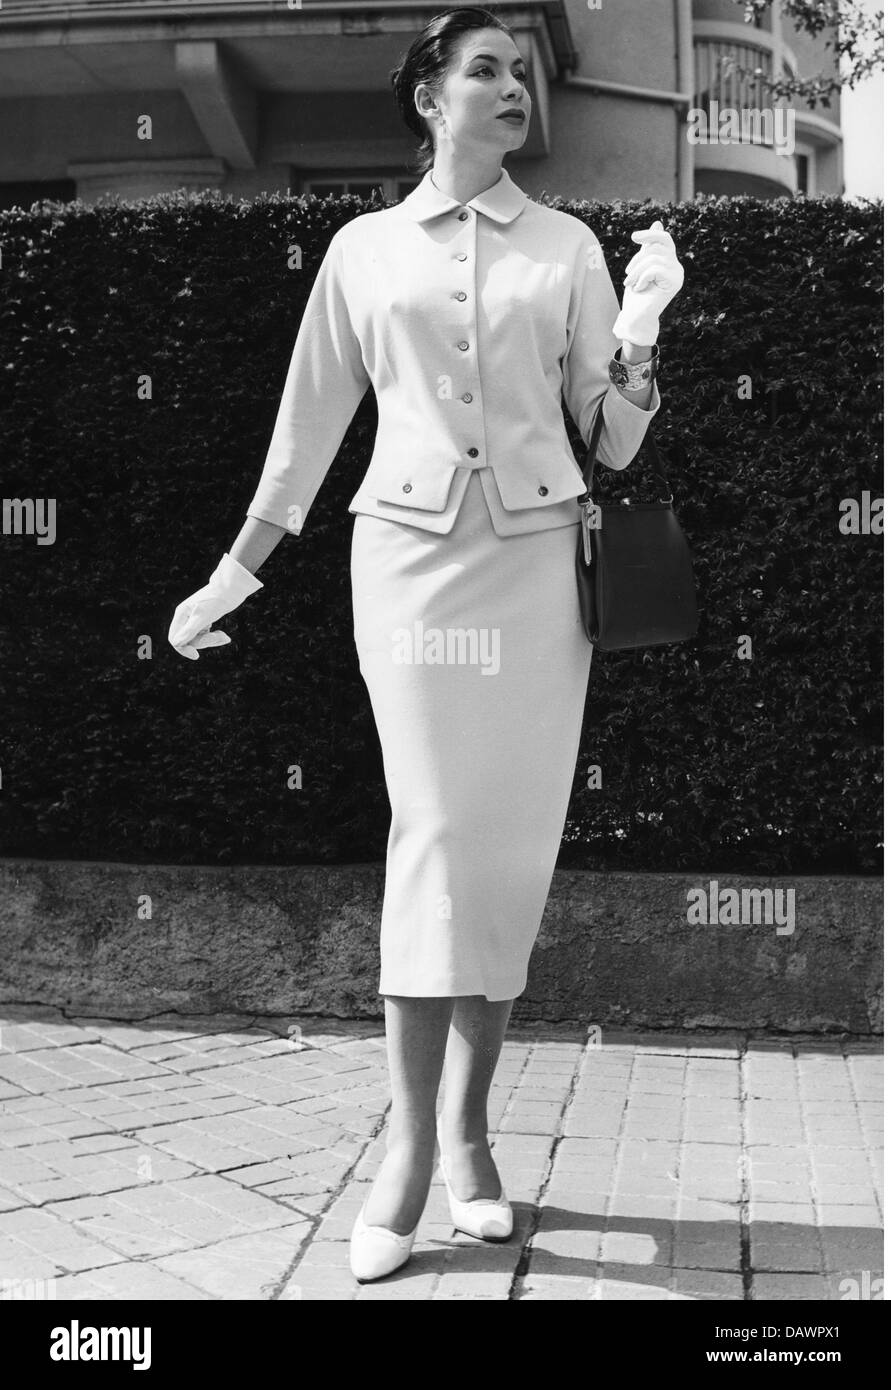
[350,468,594,1001]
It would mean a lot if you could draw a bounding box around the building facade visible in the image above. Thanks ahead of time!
[0,0,843,210]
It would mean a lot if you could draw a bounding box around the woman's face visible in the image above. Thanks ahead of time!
[416,27,532,157]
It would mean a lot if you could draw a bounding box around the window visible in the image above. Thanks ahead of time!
[301,173,418,202]
[795,150,813,195]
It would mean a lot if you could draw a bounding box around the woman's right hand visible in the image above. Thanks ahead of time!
[168,552,264,661]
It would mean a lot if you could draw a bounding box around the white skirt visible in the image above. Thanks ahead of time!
[350,468,593,1000]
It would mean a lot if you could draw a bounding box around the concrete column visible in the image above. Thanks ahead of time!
[675,0,695,201]
[174,40,258,171]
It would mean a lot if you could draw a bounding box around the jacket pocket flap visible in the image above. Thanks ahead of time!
[363,462,457,512]
[491,460,586,511]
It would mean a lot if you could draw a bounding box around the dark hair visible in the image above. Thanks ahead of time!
[390,7,514,174]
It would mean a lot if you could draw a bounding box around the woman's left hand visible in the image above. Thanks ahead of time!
[612,219,684,348]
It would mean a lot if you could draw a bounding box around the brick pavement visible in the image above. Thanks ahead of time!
[0,1006,882,1301]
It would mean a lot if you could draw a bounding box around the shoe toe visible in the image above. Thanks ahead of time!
[477,1202,514,1240]
[349,1215,416,1282]
[350,1245,408,1282]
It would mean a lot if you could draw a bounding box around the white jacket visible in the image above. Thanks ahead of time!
[246,167,661,538]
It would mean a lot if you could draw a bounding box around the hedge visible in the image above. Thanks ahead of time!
[0,189,882,873]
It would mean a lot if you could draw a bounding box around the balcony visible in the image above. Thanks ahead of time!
[691,13,843,198]
[691,36,798,194]
[694,37,785,116]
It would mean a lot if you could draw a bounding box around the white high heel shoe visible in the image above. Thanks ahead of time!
[436,1116,514,1242]
[349,1200,419,1283]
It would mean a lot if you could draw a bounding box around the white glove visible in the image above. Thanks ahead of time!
[168,552,264,661]
[612,219,684,347]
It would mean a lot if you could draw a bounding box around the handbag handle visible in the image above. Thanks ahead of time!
[580,400,673,504]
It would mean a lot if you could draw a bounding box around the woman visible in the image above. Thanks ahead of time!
[168,6,683,1283]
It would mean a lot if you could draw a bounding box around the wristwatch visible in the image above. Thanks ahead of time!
[608,344,659,390]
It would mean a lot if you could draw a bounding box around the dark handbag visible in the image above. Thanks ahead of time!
[575,406,698,650]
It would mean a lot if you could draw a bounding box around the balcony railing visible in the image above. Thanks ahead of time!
[693,38,796,145]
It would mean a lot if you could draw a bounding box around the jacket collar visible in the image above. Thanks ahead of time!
[401,167,528,224]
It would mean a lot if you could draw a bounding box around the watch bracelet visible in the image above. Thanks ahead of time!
[609,345,659,390]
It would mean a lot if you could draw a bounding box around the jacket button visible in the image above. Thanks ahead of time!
[402,483,412,493]
[457,340,469,351]
[457,210,468,220]
[455,291,467,301]
[462,392,473,403]
[538,485,549,496]
[456,252,468,261]
[467,447,479,458]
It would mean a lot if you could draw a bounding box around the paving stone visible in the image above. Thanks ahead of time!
[607,1195,674,1222]
[516,1084,571,1101]
[156,1224,310,1299]
[683,1100,740,1118]
[67,1021,224,1052]
[682,1125,741,1144]
[678,1177,740,1202]
[562,1113,627,1138]
[0,1240,64,1280]
[812,1183,878,1205]
[0,1046,164,1093]
[0,1021,104,1052]
[820,1231,884,1267]
[0,1187,33,1213]
[749,1225,824,1272]
[599,1229,663,1265]
[673,1268,744,1298]
[292,1238,357,1271]
[432,1273,514,1299]
[748,1159,811,1182]
[516,1274,594,1299]
[555,1137,618,1156]
[597,1263,680,1299]
[748,1200,816,1223]
[526,1237,599,1275]
[752,1273,832,1299]
[544,1187,610,1215]
[53,1263,212,1299]
[357,1273,442,1299]
[623,1119,684,1141]
[500,1113,560,1135]
[816,1203,881,1227]
[551,1151,615,1176]
[749,1183,815,1205]
[672,1239,741,1271]
[11,1177,95,1204]
[0,1207,126,1276]
[0,1083,29,1102]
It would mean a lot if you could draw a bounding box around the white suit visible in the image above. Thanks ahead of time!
[249,168,662,1000]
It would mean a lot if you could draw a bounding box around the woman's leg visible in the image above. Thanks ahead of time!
[439,996,515,1200]
[363,995,454,1235]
